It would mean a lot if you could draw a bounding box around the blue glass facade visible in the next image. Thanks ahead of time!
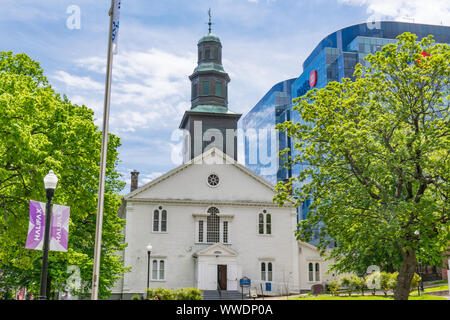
[242,79,295,185]
[242,21,450,245]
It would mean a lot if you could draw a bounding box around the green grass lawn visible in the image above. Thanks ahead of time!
[423,285,448,293]
[290,294,447,300]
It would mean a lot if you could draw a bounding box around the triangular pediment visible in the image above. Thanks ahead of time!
[124,148,288,204]
[193,243,238,257]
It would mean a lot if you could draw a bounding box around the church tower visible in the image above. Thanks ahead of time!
[179,11,241,162]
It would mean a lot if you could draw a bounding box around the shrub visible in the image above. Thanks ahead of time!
[146,287,175,300]
[131,295,141,300]
[380,272,394,295]
[327,280,340,296]
[175,288,203,300]
[145,287,203,300]
[389,272,398,291]
[365,271,380,295]
[352,276,367,296]
[410,273,421,292]
[339,275,354,296]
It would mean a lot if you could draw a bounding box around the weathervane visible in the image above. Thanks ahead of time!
[207,8,214,34]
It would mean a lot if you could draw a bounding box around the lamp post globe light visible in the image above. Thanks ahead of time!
[38,170,58,300]
[146,243,152,299]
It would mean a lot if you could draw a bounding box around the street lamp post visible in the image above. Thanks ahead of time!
[38,170,58,300]
[146,243,152,299]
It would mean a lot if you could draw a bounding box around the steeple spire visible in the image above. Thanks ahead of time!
[207,8,213,34]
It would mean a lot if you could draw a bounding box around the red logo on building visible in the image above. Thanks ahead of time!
[309,70,318,88]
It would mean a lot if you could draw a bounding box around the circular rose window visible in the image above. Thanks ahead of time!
[207,174,220,187]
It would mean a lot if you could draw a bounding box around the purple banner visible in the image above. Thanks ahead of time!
[25,200,70,252]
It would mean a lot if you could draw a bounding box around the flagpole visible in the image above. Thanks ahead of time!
[91,0,115,300]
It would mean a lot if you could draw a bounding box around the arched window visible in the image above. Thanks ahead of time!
[151,259,166,281]
[315,263,320,281]
[160,260,165,280]
[261,262,266,281]
[266,214,271,234]
[206,207,220,243]
[152,260,158,280]
[309,263,314,282]
[258,211,271,235]
[161,210,167,232]
[153,206,167,232]
[258,213,264,234]
[261,262,273,281]
[268,262,273,281]
[153,210,159,232]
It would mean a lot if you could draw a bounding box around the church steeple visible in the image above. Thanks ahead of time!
[179,14,241,163]
[189,10,230,113]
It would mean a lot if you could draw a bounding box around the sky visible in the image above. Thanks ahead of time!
[1,0,449,194]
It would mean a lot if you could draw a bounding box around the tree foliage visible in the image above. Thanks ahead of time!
[0,52,128,299]
[275,33,449,300]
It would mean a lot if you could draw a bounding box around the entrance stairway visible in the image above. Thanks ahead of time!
[202,290,248,300]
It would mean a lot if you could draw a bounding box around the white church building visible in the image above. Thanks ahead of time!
[112,26,333,300]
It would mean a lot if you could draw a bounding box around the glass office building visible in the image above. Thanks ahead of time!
[242,21,450,243]
[242,78,295,185]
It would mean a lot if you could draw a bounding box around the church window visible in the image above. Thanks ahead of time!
[160,260,165,280]
[215,82,223,97]
[213,48,218,59]
[152,260,158,279]
[315,263,320,281]
[161,210,167,232]
[266,214,271,234]
[153,207,167,233]
[205,47,210,59]
[151,259,165,281]
[198,220,204,242]
[153,210,159,232]
[268,262,273,281]
[308,262,320,282]
[198,49,202,61]
[258,211,271,235]
[223,221,228,243]
[202,81,210,96]
[207,173,220,187]
[258,214,264,234]
[207,207,220,243]
[261,262,273,281]
[261,263,266,281]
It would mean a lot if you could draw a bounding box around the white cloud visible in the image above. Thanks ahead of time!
[52,48,194,133]
[339,0,450,25]
[52,71,104,91]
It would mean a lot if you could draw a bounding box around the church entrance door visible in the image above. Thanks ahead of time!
[218,265,227,290]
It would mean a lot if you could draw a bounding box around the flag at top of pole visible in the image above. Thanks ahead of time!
[91,0,122,300]
[111,0,121,54]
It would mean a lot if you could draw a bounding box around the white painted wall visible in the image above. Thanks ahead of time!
[115,151,301,297]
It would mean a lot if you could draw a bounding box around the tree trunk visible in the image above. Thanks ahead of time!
[394,248,417,300]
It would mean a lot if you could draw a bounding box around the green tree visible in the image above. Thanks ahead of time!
[275,33,449,300]
[0,52,128,299]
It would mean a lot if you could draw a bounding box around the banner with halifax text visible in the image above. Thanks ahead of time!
[25,200,70,252]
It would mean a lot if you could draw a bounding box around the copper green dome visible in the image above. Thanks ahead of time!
[198,33,221,44]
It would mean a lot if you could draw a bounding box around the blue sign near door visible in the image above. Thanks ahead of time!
[265,282,271,291]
